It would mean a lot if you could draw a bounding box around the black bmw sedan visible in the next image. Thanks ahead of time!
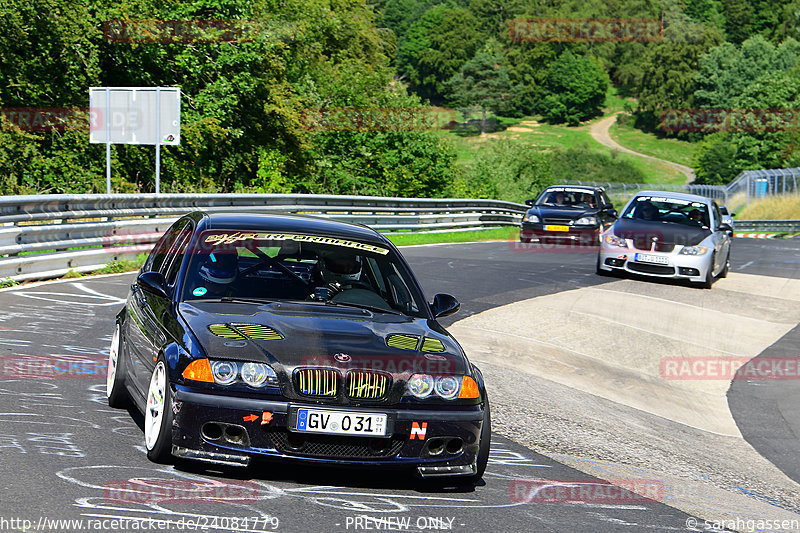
[520,185,617,246]
[106,211,490,483]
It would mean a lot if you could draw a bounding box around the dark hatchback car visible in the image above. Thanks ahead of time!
[520,185,617,246]
[107,212,490,482]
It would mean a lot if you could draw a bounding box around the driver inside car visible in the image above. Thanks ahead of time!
[195,252,239,298]
[318,251,392,310]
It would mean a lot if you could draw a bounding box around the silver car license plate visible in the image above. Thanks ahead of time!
[634,253,669,265]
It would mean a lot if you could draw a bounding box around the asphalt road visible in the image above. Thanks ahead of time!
[0,237,798,532]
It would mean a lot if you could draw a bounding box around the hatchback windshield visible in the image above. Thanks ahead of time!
[621,196,710,228]
[182,230,424,317]
[536,188,597,208]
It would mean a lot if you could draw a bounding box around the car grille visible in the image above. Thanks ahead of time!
[543,218,573,225]
[296,368,339,397]
[268,429,405,459]
[630,238,675,253]
[347,371,390,400]
[628,262,675,275]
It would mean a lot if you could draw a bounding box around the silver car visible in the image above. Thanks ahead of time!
[719,205,735,234]
[596,191,732,288]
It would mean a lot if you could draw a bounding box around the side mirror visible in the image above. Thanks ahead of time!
[525,199,534,206]
[602,203,614,210]
[430,293,460,319]
[607,209,618,218]
[138,271,169,299]
[718,223,732,233]
[731,213,736,218]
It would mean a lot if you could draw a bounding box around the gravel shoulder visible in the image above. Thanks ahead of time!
[451,273,800,526]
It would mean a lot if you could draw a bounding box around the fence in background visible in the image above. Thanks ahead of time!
[0,193,526,281]
[570,167,800,206]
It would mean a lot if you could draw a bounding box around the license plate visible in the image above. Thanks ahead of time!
[635,253,669,265]
[295,408,388,436]
[544,225,569,232]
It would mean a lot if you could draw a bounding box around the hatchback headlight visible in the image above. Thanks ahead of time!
[575,216,598,226]
[680,245,708,255]
[522,214,539,223]
[604,234,627,247]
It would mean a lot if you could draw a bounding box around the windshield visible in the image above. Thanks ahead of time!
[621,196,710,228]
[536,188,597,208]
[182,230,424,317]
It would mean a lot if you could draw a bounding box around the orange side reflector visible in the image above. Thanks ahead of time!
[458,376,480,399]
[182,359,214,383]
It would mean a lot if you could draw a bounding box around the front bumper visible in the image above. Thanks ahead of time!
[170,386,484,474]
[520,224,600,246]
[597,245,711,282]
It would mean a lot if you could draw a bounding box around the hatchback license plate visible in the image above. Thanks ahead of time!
[544,225,569,232]
[295,408,388,436]
[635,253,669,265]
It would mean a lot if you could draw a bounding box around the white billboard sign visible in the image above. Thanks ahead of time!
[89,87,181,193]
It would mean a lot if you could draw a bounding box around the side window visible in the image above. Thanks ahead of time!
[712,203,722,229]
[145,224,180,273]
[162,222,193,285]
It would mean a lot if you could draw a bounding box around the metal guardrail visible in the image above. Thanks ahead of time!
[732,220,800,232]
[0,193,526,281]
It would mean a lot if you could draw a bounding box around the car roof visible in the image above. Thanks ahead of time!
[544,185,604,192]
[196,212,390,246]
[633,190,711,204]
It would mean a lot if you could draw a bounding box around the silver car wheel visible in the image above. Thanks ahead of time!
[106,325,120,398]
[144,361,166,450]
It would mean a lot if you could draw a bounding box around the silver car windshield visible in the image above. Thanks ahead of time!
[621,196,710,228]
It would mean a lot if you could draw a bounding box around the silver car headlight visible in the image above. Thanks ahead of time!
[575,216,597,225]
[679,245,709,256]
[604,234,627,248]
[522,214,539,223]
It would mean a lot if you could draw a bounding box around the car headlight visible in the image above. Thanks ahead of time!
[211,360,238,385]
[604,234,627,247]
[241,362,279,388]
[680,245,708,255]
[522,214,539,223]
[407,374,434,398]
[575,216,598,225]
[434,376,461,399]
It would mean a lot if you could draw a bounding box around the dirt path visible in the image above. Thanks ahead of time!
[591,113,695,184]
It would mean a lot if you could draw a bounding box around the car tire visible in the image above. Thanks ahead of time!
[107,323,129,408]
[719,251,730,278]
[144,357,174,463]
[596,256,610,276]
[700,253,716,289]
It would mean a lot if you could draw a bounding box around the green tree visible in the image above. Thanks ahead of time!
[444,44,514,135]
[541,50,609,125]
[396,4,483,103]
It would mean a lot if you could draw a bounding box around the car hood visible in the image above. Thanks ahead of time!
[527,206,599,220]
[179,301,467,376]
[611,218,711,247]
